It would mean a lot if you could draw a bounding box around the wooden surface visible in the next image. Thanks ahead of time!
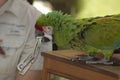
[41,50,120,80]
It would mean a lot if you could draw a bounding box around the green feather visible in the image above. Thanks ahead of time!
[75,14,120,60]
[37,11,80,49]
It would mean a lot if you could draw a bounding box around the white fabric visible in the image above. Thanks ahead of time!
[0,0,52,80]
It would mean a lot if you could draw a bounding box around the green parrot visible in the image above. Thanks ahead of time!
[37,11,120,60]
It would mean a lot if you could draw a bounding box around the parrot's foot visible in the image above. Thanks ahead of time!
[91,52,104,60]
[110,53,120,66]
[88,52,106,61]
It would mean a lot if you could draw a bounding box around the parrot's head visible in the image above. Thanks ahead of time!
[37,11,80,49]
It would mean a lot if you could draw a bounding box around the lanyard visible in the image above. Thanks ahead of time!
[17,36,43,75]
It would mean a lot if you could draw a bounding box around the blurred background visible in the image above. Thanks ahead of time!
[27,0,120,19]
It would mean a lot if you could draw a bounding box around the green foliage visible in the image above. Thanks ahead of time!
[77,0,120,18]
[51,76,60,80]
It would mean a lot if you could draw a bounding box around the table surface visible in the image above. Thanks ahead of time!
[41,50,120,79]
